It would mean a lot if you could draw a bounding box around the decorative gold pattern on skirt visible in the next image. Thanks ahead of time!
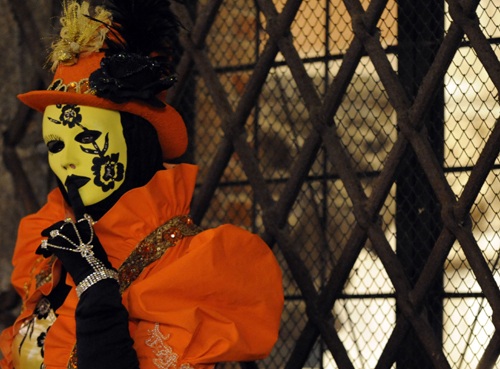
[35,255,57,289]
[145,323,195,369]
[68,347,78,369]
[23,257,43,308]
[22,256,56,313]
[67,215,202,369]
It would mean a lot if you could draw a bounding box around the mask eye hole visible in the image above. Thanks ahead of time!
[75,130,102,144]
[47,140,65,154]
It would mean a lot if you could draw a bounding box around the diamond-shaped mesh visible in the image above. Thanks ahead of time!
[335,57,397,172]
[6,0,500,368]
[334,297,396,367]
[443,298,495,368]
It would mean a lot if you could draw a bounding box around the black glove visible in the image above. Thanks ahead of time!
[36,181,117,296]
[36,180,139,369]
[39,217,139,369]
[37,215,116,288]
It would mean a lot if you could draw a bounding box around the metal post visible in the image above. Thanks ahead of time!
[396,1,445,368]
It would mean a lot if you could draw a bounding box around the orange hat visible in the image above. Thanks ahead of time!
[18,0,187,160]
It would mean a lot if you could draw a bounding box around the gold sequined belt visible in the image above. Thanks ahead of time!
[118,215,203,293]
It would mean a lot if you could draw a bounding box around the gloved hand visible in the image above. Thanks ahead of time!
[36,181,117,297]
[36,180,138,369]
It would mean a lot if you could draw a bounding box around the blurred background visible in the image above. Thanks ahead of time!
[2,0,500,368]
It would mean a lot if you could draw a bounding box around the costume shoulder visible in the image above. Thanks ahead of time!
[11,189,65,296]
[126,224,284,365]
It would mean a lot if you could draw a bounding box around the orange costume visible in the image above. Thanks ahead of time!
[0,164,284,369]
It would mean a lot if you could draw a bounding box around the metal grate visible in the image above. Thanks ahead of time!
[5,0,500,368]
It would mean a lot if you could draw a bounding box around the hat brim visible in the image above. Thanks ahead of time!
[18,90,187,160]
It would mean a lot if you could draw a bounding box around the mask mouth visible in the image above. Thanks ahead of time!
[65,175,91,189]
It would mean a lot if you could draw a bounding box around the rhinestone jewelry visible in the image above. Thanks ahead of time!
[41,241,76,252]
[42,214,118,298]
[76,268,118,298]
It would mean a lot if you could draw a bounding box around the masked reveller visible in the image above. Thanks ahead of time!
[0,1,284,369]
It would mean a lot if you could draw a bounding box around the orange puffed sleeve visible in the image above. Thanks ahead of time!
[11,190,65,297]
[126,224,284,367]
[0,189,65,369]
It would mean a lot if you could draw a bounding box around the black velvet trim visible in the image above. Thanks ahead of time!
[46,267,71,312]
[75,279,139,369]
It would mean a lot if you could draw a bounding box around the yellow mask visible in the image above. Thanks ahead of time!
[43,104,128,206]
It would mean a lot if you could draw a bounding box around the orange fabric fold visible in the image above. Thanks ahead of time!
[127,224,283,364]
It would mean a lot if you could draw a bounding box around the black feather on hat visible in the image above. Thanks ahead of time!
[89,0,181,107]
[103,0,180,57]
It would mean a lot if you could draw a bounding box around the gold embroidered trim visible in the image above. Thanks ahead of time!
[22,257,47,313]
[118,215,202,294]
[23,258,42,307]
[68,346,78,369]
[145,323,194,369]
[35,255,57,289]
[47,78,96,95]
[67,215,202,369]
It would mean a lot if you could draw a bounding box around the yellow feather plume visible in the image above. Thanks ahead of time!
[47,0,112,71]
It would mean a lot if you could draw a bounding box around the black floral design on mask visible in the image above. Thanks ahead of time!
[80,133,125,191]
[59,105,82,128]
[37,327,50,358]
[91,153,125,192]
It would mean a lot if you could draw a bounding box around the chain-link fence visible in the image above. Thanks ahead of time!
[168,0,500,368]
[3,0,500,368]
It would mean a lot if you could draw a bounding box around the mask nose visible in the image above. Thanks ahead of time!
[60,148,79,171]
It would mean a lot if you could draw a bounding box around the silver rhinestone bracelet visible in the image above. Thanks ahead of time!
[76,268,119,298]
